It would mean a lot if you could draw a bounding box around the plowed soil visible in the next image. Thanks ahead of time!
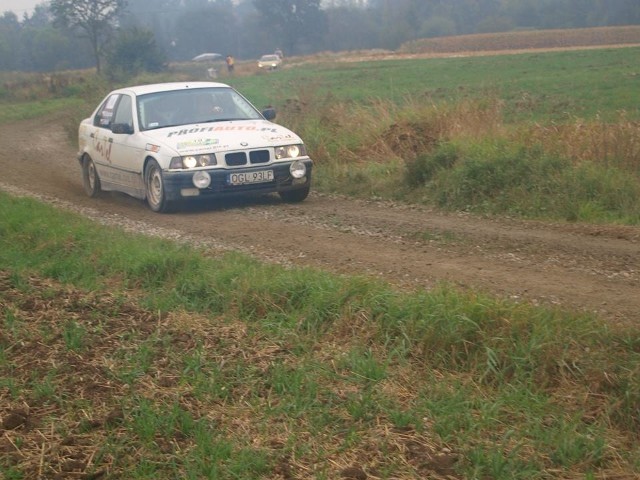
[1,113,638,325]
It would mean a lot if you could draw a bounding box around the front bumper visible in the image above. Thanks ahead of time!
[162,159,313,201]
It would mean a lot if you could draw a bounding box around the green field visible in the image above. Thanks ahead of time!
[224,46,640,123]
[4,46,639,123]
[1,46,640,478]
[1,192,639,479]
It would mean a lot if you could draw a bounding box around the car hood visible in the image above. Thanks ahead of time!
[141,119,303,157]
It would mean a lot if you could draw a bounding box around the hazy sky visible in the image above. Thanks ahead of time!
[0,0,41,16]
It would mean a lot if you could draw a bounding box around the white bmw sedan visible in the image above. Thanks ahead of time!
[77,82,312,212]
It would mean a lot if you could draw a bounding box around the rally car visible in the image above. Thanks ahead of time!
[77,82,312,212]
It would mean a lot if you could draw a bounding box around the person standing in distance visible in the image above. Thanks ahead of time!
[226,55,235,74]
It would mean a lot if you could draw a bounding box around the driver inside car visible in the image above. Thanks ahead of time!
[191,94,224,123]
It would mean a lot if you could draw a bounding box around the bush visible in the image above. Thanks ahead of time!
[435,145,568,214]
[404,143,459,187]
[560,163,640,222]
[419,141,640,222]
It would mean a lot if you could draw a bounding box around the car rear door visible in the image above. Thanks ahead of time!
[92,93,145,195]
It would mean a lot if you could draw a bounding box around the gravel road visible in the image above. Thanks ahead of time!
[1,113,638,326]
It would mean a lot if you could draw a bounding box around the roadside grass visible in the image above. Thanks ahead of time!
[0,97,82,123]
[0,70,92,123]
[1,193,639,479]
[279,92,640,223]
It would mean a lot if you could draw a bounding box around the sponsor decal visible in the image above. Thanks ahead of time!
[262,133,295,141]
[167,124,281,137]
[177,138,220,150]
[92,129,112,162]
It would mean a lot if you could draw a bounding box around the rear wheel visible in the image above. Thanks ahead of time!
[279,185,310,203]
[82,156,101,197]
[144,160,175,213]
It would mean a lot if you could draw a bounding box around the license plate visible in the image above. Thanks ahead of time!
[228,170,274,185]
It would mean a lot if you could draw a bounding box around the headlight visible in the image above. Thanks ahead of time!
[193,171,211,188]
[275,144,306,159]
[184,156,198,168]
[290,160,306,179]
[170,154,216,169]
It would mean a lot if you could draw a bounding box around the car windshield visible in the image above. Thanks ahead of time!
[137,87,263,131]
[261,55,279,61]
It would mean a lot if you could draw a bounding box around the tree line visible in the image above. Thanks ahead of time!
[1,0,639,74]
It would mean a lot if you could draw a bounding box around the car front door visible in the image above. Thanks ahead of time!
[106,94,144,197]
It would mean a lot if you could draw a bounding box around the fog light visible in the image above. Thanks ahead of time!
[193,171,211,189]
[290,160,306,179]
[181,188,200,197]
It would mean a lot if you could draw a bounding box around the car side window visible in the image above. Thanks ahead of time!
[112,94,134,131]
[93,94,120,129]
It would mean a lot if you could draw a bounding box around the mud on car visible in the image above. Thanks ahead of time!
[77,81,312,212]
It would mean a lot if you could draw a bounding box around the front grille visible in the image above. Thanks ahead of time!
[225,152,247,166]
[249,150,270,164]
[225,150,271,166]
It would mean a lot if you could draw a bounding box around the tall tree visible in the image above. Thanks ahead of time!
[106,27,166,80]
[22,4,53,28]
[0,12,22,70]
[324,5,380,51]
[173,1,237,60]
[122,0,182,60]
[50,0,127,74]
[253,0,327,55]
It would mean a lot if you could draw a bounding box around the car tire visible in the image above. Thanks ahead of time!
[279,185,310,203]
[82,155,101,197]
[144,159,175,213]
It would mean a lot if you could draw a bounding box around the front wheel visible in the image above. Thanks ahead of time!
[279,185,310,203]
[82,156,101,197]
[144,160,175,213]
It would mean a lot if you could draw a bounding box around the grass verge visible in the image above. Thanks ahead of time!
[1,193,639,479]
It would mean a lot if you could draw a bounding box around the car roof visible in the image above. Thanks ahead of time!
[113,82,231,96]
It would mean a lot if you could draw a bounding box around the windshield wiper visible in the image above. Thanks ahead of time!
[199,118,245,123]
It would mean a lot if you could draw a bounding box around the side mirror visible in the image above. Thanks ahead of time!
[111,123,134,135]
[262,108,276,120]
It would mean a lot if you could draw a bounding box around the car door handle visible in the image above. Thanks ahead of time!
[108,138,113,143]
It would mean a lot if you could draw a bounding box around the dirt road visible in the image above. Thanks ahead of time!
[1,114,638,325]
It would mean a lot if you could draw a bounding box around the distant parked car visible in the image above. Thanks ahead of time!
[191,53,223,62]
[77,82,313,212]
[258,54,282,70]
